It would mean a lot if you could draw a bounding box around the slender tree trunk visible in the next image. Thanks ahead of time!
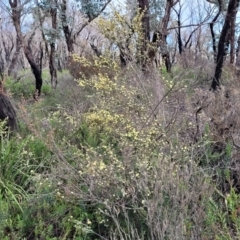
[209,0,222,63]
[236,35,240,68]
[49,0,58,89]
[60,0,74,53]
[158,0,179,72]
[211,0,240,91]
[173,5,183,55]
[36,0,49,57]
[229,0,239,64]
[24,45,42,97]
[177,19,183,55]
[8,36,21,76]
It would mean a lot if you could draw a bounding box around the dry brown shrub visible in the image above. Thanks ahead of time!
[67,54,116,80]
[191,81,240,192]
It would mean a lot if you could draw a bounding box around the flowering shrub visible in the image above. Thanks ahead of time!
[2,6,240,239]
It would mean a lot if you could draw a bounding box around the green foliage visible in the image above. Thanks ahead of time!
[77,0,109,19]
[5,70,52,99]
[6,79,35,99]
[41,84,52,95]
[0,124,95,239]
[0,180,95,239]
[204,188,240,239]
[0,135,29,207]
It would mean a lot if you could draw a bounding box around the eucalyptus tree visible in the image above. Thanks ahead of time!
[129,0,179,71]
[148,0,180,71]
[158,0,179,72]
[8,0,43,98]
[0,1,26,77]
[37,0,58,88]
[60,0,112,53]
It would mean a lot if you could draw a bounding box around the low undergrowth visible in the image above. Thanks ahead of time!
[1,55,240,239]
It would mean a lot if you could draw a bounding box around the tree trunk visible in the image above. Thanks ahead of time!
[158,0,179,72]
[209,0,222,63]
[49,0,58,89]
[138,0,150,42]
[173,5,183,55]
[24,45,43,97]
[9,0,43,97]
[236,35,240,68]
[0,92,18,131]
[8,36,21,76]
[211,0,240,91]
[229,0,239,64]
[177,19,183,55]
[36,0,49,58]
[61,0,74,53]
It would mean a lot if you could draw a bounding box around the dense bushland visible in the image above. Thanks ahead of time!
[1,52,240,240]
[2,0,240,239]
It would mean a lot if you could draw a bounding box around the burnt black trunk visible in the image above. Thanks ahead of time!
[211,0,240,91]
[24,45,43,96]
[61,0,74,53]
[0,93,17,131]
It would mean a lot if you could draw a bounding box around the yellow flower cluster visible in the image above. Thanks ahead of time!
[94,73,116,91]
[123,123,139,140]
[97,8,145,54]
[84,109,122,132]
[86,160,106,176]
[72,55,91,67]
[132,8,145,38]
[73,52,119,92]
